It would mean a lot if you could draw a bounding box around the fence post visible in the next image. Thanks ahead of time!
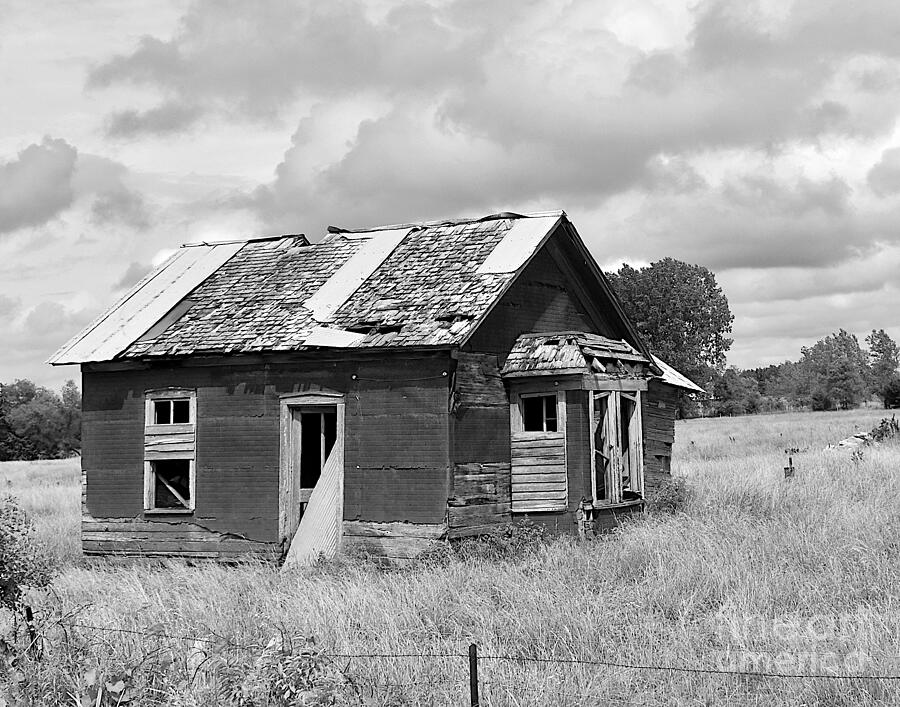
[468,643,479,707]
[24,605,40,657]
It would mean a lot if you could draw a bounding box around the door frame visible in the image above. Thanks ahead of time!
[278,391,345,547]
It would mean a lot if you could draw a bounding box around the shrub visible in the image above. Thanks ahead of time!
[881,377,900,409]
[0,495,54,612]
[451,519,549,562]
[645,477,689,515]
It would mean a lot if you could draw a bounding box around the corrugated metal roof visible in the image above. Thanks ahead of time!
[651,355,706,393]
[48,241,244,365]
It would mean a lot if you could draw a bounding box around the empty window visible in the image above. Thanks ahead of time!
[147,459,193,511]
[522,394,558,432]
[153,398,191,424]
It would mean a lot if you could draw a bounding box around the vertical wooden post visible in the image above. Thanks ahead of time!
[784,456,794,480]
[468,643,479,707]
[24,605,39,657]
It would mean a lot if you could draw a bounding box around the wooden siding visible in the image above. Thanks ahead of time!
[642,379,678,493]
[448,352,512,537]
[342,521,446,562]
[81,352,452,558]
[510,434,566,511]
[81,518,276,559]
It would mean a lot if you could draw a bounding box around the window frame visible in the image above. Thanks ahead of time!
[511,390,565,435]
[145,389,196,434]
[144,388,197,515]
[144,458,196,513]
[589,389,644,506]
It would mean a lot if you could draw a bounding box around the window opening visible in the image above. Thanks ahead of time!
[149,459,192,510]
[153,398,191,425]
[522,394,557,432]
[296,408,338,491]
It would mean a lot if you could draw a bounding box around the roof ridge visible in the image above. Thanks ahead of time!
[181,234,307,248]
[327,209,566,234]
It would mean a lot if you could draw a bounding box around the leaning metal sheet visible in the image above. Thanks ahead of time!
[303,228,410,322]
[475,214,561,274]
[48,242,244,364]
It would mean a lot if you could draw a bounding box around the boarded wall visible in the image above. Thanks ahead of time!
[642,379,678,493]
[81,352,452,558]
[447,352,511,537]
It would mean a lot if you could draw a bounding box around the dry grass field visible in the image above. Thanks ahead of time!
[2,408,900,705]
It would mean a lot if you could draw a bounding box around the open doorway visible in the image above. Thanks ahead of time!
[294,407,337,503]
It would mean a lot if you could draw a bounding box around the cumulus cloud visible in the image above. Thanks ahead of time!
[867,147,900,196]
[87,0,492,135]
[0,137,77,234]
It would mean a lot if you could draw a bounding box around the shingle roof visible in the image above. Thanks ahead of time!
[501,332,650,378]
[51,212,566,363]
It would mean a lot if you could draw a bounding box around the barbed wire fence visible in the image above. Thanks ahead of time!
[9,616,900,705]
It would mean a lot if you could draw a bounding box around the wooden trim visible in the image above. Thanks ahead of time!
[582,376,648,392]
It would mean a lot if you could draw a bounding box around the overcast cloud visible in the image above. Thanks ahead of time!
[3,0,900,387]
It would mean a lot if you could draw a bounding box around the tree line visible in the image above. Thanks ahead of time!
[608,258,899,417]
[0,379,81,460]
[715,329,900,416]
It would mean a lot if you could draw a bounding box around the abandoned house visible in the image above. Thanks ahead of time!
[50,210,702,564]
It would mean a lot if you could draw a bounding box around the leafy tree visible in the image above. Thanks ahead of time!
[0,379,81,460]
[882,376,900,408]
[800,330,870,410]
[607,258,734,390]
[866,329,900,405]
[712,367,760,416]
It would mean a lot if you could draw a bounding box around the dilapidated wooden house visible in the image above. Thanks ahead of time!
[50,211,701,563]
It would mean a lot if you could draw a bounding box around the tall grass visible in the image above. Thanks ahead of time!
[3,409,900,705]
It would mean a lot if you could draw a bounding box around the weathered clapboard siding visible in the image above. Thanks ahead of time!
[447,351,512,537]
[144,430,195,458]
[81,518,277,559]
[510,433,566,512]
[342,521,446,561]
[642,379,679,493]
[81,351,453,558]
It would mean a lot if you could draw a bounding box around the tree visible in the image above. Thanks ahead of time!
[0,379,81,460]
[866,329,900,405]
[712,367,760,416]
[799,330,870,410]
[607,258,734,389]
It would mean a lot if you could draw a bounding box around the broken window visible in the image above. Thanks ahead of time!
[147,459,193,511]
[144,389,197,513]
[521,394,558,432]
[591,390,643,504]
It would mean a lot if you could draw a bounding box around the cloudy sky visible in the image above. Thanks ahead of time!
[3,0,900,390]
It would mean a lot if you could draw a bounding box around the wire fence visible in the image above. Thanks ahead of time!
[12,615,900,706]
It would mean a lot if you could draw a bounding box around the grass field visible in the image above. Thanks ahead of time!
[2,408,899,705]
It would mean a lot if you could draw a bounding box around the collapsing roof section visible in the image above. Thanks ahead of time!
[501,333,704,393]
[49,210,652,365]
[501,332,651,379]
